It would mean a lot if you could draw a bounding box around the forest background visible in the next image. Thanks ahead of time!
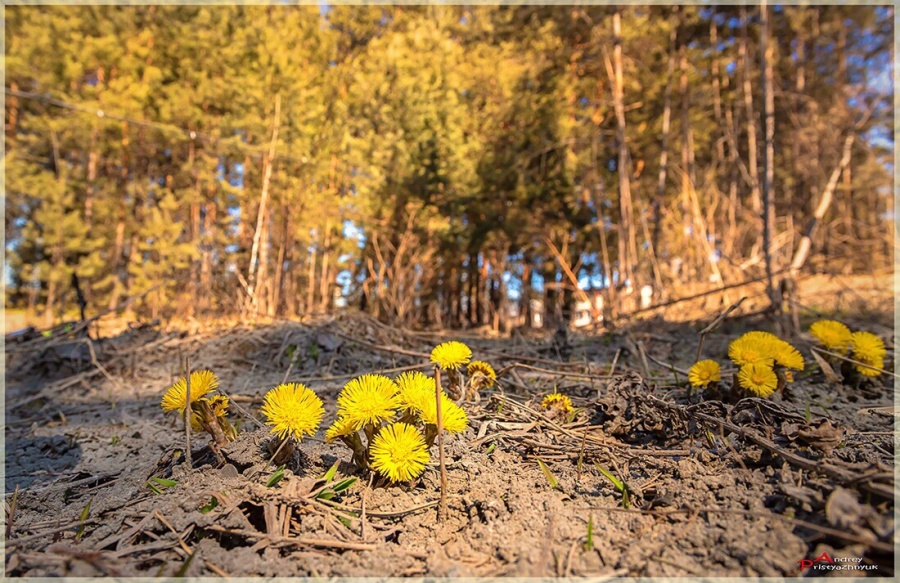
[4,4,894,332]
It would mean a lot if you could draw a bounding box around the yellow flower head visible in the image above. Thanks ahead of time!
[772,339,805,371]
[728,332,777,367]
[395,371,434,414]
[370,423,431,483]
[261,383,325,441]
[541,393,574,414]
[430,341,473,370]
[851,331,886,362]
[417,391,469,434]
[467,360,497,388]
[325,416,357,443]
[207,395,230,418]
[809,320,853,353]
[688,360,721,388]
[855,357,884,378]
[737,363,779,398]
[161,370,219,414]
[337,374,399,430]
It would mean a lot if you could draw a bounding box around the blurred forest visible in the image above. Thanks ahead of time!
[4,5,893,331]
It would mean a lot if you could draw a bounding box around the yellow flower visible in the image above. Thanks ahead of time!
[370,423,430,483]
[430,341,472,370]
[728,332,777,367]
[395,371,434,414]
[337,374,399,430]
[851,331,886,362]
[467,360,497,387]
[688,360,721,388]
[541,393,574,414]
[395,371,468,433]
[809,320,852,353]
[261,383,325,441]
[855,357,884,378]
[417,391,469,434]
[737,363,779,398]
[772,339,805,371]
[325,416,357,443]
[207,395,230,418]
[161,370,219,414]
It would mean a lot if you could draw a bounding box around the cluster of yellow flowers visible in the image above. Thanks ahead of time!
[809,320,886,378]
[728,331,804,397]
[161,341,495,485]
[687,331,804,398]
[323,340,493,484]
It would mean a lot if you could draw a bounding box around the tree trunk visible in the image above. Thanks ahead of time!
[247,93,281,316]
[653,12,676,281]
[271,204,289,317]
[678,41,693,280]
[760,1,778,314]
[319,222,332,313]
[608,9,637,289]
[740,7,762,219]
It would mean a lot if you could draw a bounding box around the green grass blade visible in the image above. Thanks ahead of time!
[584,515,594,551]
[594,462,624,492]
[74,499,92,542]
[198,496,219,514]
[332,477,357,493]
[536,458,559,490]
[266,465,286,488]
[321,459,340,482]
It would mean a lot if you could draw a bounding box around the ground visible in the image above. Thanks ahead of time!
[3,273,895,577]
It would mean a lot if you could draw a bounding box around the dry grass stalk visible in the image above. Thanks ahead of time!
[183,355,192,468]
[434,365,447,520]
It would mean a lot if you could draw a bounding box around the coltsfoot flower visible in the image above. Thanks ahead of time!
[850,331,886,378]
[737,363,779,398]
[688,360,721,388]
[337,374,399,430]
[417,391,469,434]
[395,371,434,414]
[541,393,574,415]
[161,370,219,414]
[847,331,886,377]
[430,341,473,371]
[771,339,805,371]
[370,423,430,483]
[728,332,777,367]
[325,416,358,443]
[467,361,497,388]
[851,331,886,362]
[261,383,325,441]
[809,320,853,353]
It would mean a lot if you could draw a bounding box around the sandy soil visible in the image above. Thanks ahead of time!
[3,281,895,577]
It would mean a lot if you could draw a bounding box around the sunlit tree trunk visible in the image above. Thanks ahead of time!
[609,9,637,289]
[760,1,778,317]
